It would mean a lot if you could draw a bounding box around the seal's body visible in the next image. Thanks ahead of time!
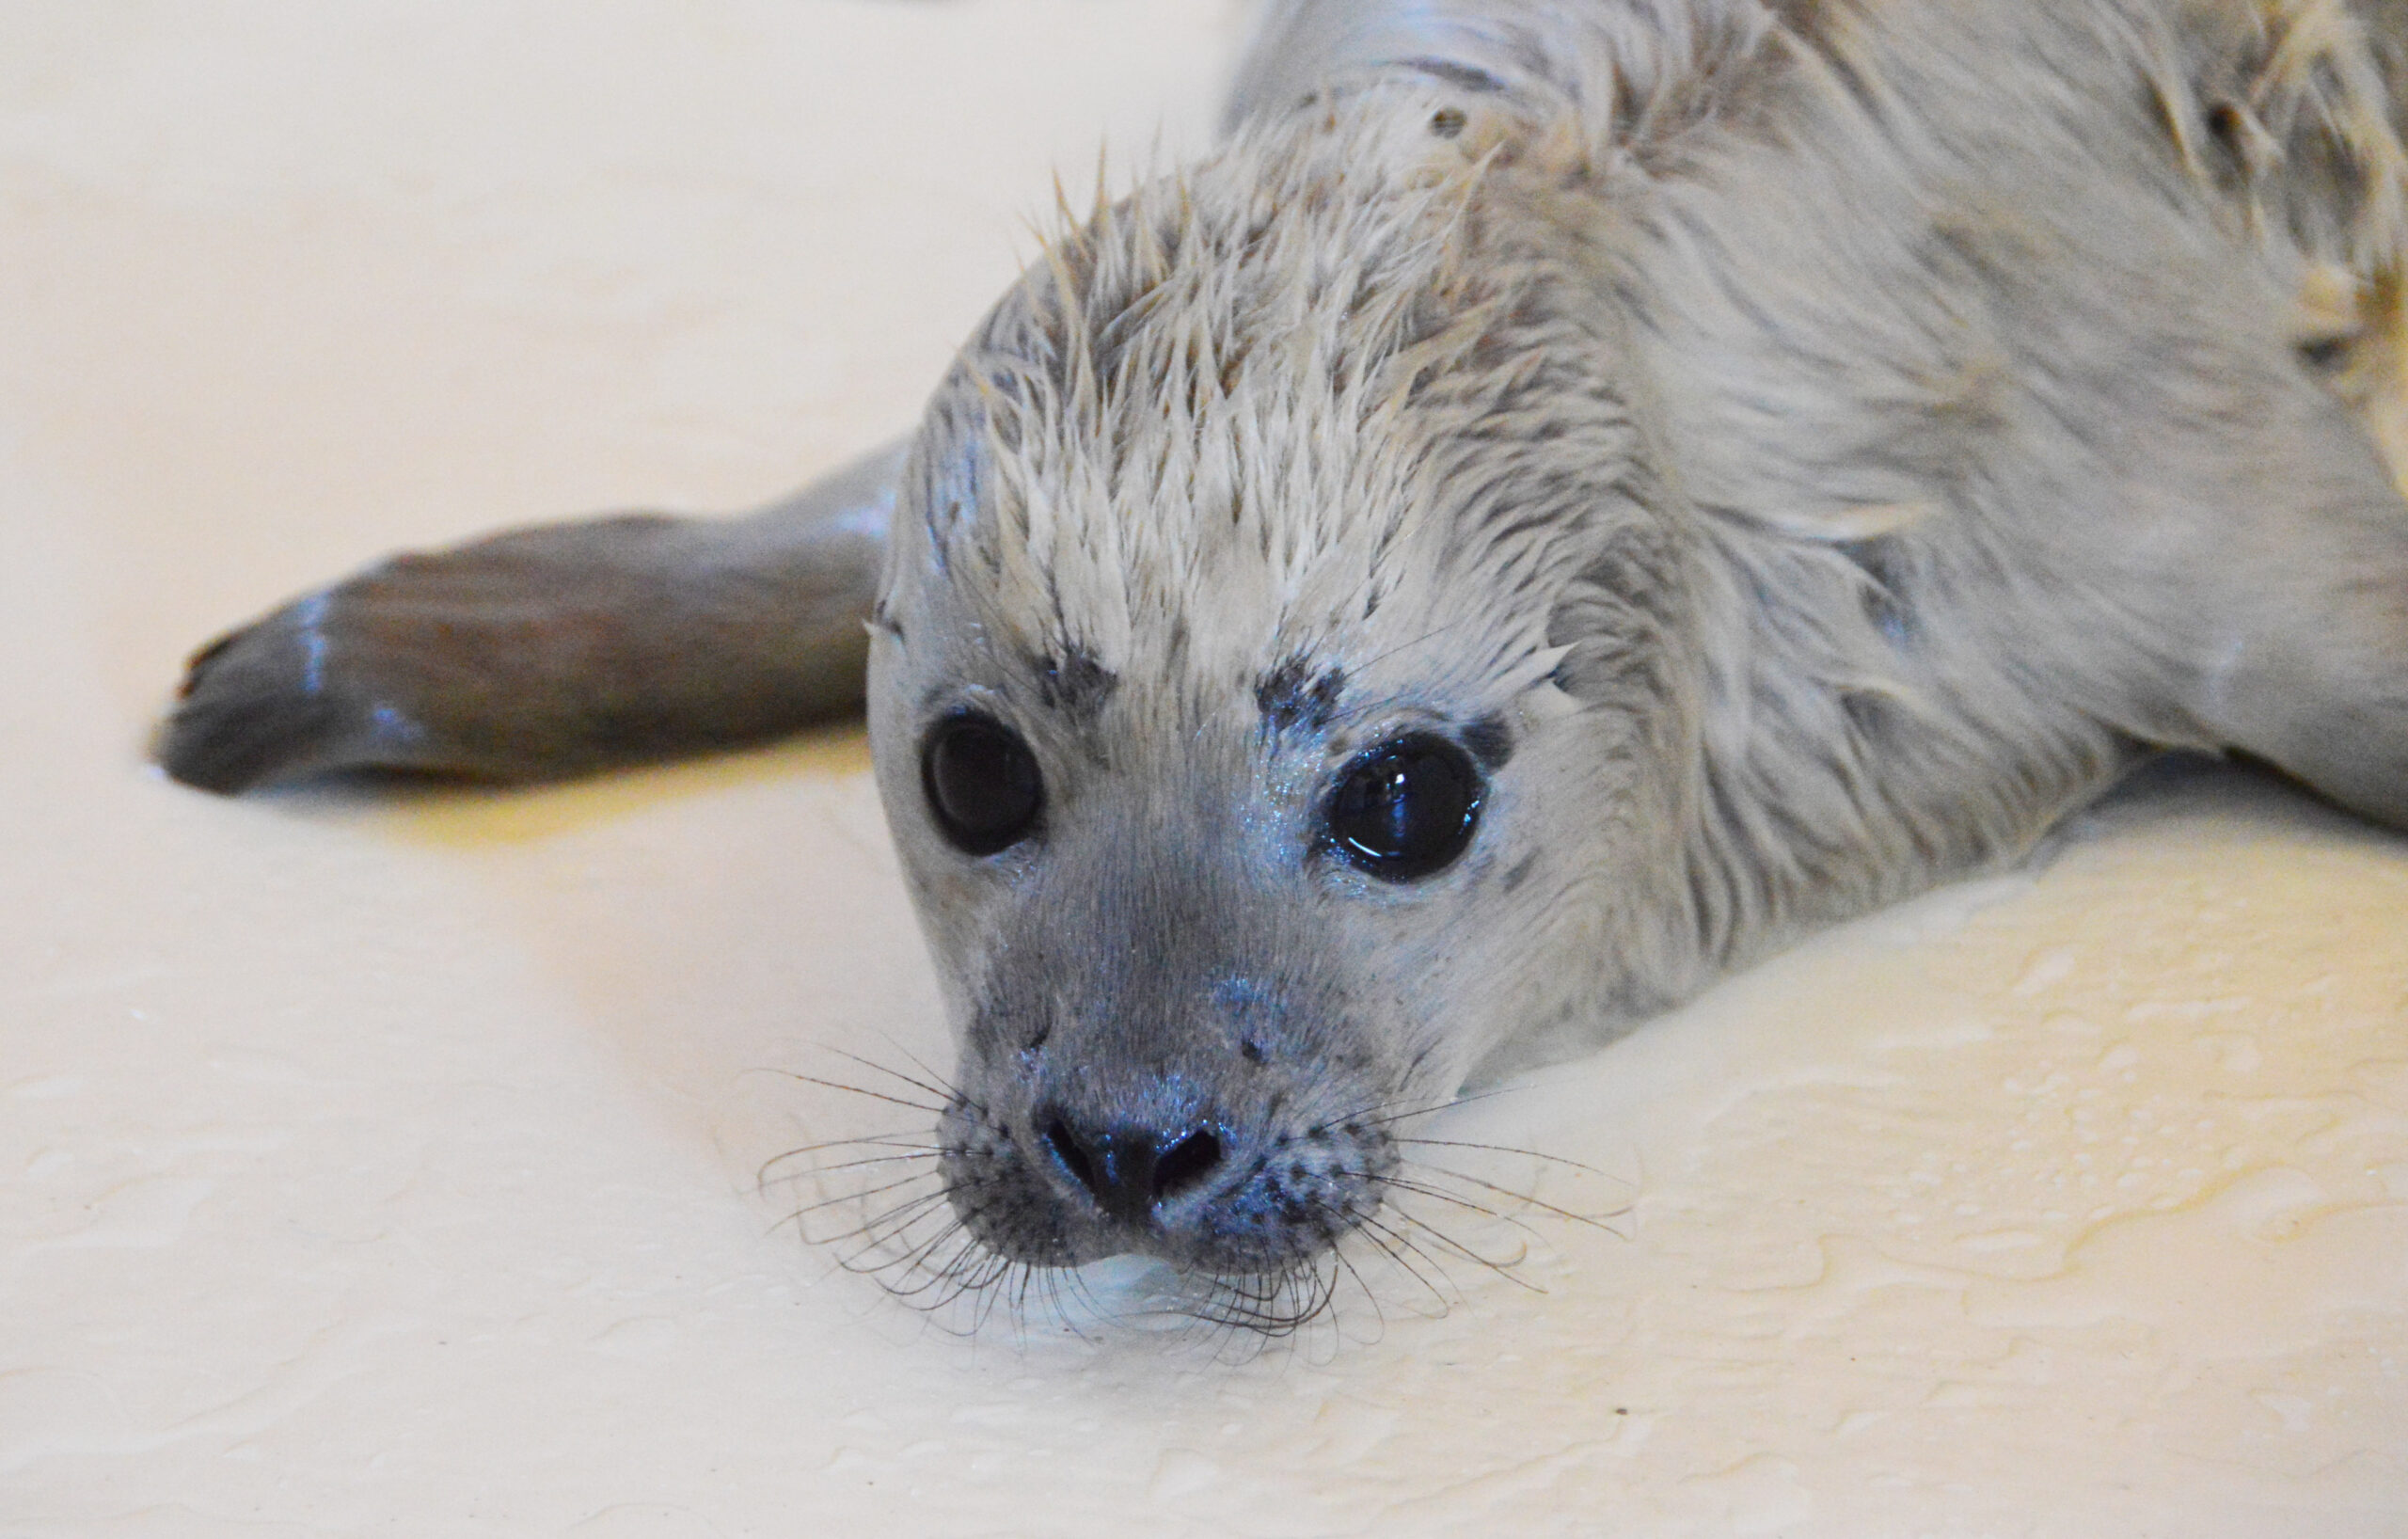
[165,0,2408,1293]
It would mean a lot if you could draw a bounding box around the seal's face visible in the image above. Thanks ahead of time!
[889,700,1506,1276]
[865,96,1693,1283]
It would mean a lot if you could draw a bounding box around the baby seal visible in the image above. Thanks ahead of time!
[161,0,2408,1302]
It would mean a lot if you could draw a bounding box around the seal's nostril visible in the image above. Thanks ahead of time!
[1152,1126,1223,1201]
[1035,1110,1225,1226]
[1041,1115,1097,1197]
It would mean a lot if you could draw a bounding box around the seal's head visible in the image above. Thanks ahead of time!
[865,86,1695,1290]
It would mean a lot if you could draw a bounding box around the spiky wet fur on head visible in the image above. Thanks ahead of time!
[912,93,1648,744]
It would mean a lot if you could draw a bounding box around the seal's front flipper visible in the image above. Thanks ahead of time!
[158,440,905,794]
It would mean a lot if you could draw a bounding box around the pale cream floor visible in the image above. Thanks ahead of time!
[3,4,2403,1535]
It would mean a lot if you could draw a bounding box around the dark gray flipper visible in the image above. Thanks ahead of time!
[158,440,905,794]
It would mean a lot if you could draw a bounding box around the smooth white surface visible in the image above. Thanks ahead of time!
[4,4,2404,1535]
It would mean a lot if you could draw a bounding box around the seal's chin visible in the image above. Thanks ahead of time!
[936,1094,1399,1276]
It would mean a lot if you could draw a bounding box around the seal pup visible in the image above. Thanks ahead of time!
[161,0,2408,1312]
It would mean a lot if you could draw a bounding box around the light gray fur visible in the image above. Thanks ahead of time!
[165,1,2408,1293]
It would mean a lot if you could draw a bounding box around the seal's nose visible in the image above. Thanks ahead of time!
[1037,1110,1226,1228]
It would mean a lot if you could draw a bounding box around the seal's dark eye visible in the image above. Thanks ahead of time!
[1324,734,1483,881]
[922,713,1043,855]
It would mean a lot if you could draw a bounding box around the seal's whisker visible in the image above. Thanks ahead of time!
[1327,1239,1400,1345]
[1188,1261,1339,1339]
[1325,1084,1528,1134]
[1291,1262,1345,1334]
[1397,1161,1629,1231]
[1392,1135,1617,1179]
[1186,1274,1274,1332]
[813,1185,956,1254]
[763,1069,949,1118]
[780,1166,1006,1291]
[756,1133,942,1180]
[1039,1263,1100,1344]
[830,1230,932,1278]
[778,1168,948,1223]
[817,1209,950,1270]
[1347,1214,1454,1316]
[1011,1261,1048,1335]
[971,1255,1023,1314]
[822,1045,974,1112]
[847,1173,1020,1292]
[1068,1261,1120,1334]
[758,1149,943,1192]
[895,1230,980,1294]
[871,1224,957,1290]
[756,1149,943,1203]
[877,1219,982,1298]
[1384,1183,1528,1263]
[858,1175,1005,1252]
[1378,1174,1541,1240]
[1385,1169,1577,1250]
[819,1159,952,1214]
[917,1243,1011,1323]
[963,1257,1023,1335]
[860,1035,978,1108]
[896,1253,999,1329]
[1386,1205,1544,1293]
[1310,1090,1463,1134]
